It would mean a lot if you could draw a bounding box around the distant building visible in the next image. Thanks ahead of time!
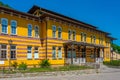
[0,5,116,67]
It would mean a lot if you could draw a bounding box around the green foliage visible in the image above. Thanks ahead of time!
[11,62,18,69]
[111,44,120,54]
[103,60,120,66]
[18,62,27,70]
[39,59,51,68]
[0,1,12,9]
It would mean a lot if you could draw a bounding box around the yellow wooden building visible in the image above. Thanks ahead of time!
[0,5,116,67]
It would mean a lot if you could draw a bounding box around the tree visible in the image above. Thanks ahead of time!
[0,1,12,9]
[111,43,120,54]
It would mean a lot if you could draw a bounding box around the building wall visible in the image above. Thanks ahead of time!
[46,18,111,63]
[0,8,112,67]
[0,12,46,67]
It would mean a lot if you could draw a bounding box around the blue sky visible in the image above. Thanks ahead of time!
[0,0,120,45]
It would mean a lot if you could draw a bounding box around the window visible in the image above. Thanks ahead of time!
[28,24,32,37]
[11,20,17,35]
[81,48,86,58]
[68,30,72,40]
[52,46,56,59]
[81,32,84,41]
[91,35,96,44]
[73,30,76,40]
[84,33,86,42]
[58,27,62,39]
[0,45,7,59]
[52,25,56,38]
[35,26,39,38]
[93,36,96,44]
[99,38,103,45]
[27,46,32,59]
[1,18,8,34]
[91,36,93,43]
[34,47,39,59]
[58,47,62,59]
[10,45,16,59]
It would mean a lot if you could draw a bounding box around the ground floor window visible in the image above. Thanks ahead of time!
[27,46,32,59]
[10,45,16,59]
[52,46,56,59]
[34,47,39,59]
[58,47,62,59]
[0,44,7,59]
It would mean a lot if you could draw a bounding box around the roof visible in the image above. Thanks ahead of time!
[0,6,39,19]
[28,5,113,35]
[28,5,98,29]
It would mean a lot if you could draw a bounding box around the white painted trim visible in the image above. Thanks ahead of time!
[1,18,8,34]
[10,20,17,35]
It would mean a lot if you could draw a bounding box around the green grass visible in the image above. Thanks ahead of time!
[0,65,93,74]
[103,60,120,66]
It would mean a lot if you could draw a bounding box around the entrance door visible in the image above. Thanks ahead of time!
[86,49,95,62]
[66,50,77,64]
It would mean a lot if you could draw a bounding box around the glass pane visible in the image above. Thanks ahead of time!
[1,45,6,49]
[11,45,16,49]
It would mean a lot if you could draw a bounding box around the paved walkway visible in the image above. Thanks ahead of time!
[0,64,120,80]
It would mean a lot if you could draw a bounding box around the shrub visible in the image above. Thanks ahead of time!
[11,61,18,69]
[39,59,51,68]
[18,62,27,70]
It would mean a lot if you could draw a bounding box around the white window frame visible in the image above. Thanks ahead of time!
[58,47,62,59]
[58,27,62,39]
[34,47,39,59]
[34,25,39,38]
[11,20,17,35]
[28,24,32,37]
[27,46,32,59]
[0,44,7,59]
[52,46,56,59]
[73,30,76,40]
[1,18,8,34]
[10,45,16,59]
[52,25,56,38]
[68,29,72,40]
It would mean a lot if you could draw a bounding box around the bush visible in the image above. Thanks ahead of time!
[39,59,51,68]
[11,61,18,69]
[18,62,27,70]
[103,60,120,66]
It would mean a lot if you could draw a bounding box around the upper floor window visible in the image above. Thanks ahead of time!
[93,36,96,44]
[35,26,39,38]
[52,25,56,38]
[91,35,96,44]
[58,27,62,39]
[73,30,76,40]
[28,24,32,37]
[81,32,86,42]
[99,38,103,45]
[1,18,8,34]
[81,32,84,41]
[68,30,72,40]
[11,20,17,35]
[84,33,86,42]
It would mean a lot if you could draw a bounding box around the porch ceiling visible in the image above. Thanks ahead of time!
[64,41,108,48]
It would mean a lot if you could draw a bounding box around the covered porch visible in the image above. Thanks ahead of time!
[64,41,107,65]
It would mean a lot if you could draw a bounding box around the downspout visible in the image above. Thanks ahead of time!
[45,18,48,59]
